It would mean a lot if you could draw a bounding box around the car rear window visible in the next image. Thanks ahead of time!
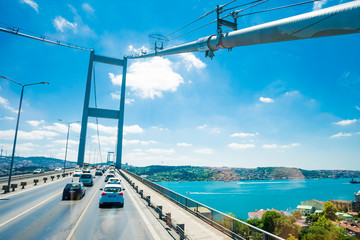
[107,174,115,178]
[104,187,122,192]
[65,184,80,190]
[81,174,92,179]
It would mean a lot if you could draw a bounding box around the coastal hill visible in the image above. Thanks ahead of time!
[126,165,360,182]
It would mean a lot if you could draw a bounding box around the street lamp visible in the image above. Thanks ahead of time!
[58,119,79,175]
[0,76,49,191]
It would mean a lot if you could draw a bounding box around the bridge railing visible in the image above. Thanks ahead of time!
[121,169,285,240]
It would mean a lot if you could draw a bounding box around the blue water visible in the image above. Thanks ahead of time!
[157,178,360,220]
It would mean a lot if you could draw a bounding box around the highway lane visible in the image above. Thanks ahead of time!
[0,171,173,240]
[71,175,158,240]
[0,174,80,225]
[0,173,102,240]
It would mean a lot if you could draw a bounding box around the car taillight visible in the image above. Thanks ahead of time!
[101,192,106,196]
[119,192,123,196]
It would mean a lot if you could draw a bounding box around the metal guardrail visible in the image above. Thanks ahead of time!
[0,168,76,184]
[121,169,285,240]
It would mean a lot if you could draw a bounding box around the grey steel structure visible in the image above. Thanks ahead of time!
[79,1,360,170]
[77,51,127,169]
[129,0,360,59]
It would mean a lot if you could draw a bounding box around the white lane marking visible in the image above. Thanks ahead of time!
[122,175,161,240]
[0,176,75,200]
[66,178,102,240]
[0,192,61,228]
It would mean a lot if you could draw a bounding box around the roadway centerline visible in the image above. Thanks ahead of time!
[121,174,162,240]
[65,176,103,240]
[0,192,61,228]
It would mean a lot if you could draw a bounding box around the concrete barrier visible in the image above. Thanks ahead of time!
[2,185,9,193]
[33,179,39,185]
[20,182,27,189]
[10,183,17,191]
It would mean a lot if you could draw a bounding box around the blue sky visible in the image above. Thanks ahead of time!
[0,0,359,169]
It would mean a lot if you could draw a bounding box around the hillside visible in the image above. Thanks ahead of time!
[126,165,360,182]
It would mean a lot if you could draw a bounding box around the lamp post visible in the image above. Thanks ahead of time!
[0,76,49,191]
[58,119,79,175]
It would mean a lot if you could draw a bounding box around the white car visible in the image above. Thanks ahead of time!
[107,177,121,185]
[99,184,125,208]
[55,167,62,172]
[73,170,82,177]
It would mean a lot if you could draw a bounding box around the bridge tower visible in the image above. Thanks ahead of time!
[77,51,127,169]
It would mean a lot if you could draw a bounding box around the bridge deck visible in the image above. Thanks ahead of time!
[121,170,232,240]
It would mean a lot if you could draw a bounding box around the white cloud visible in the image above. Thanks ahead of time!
[209,128,221,134]
[228,143,255,149]
[259,97,274,103]
[0,129,58,140]
[197,124,208,130]
[330,132,352,139]
[43,123,68,133]
[313,0,327,11]
[230,132,258,137]
[70,123,81,133]
[0,116,15,120]
[333,119,357,126]
[110,92,134,104]
[109,57,184,99]
[179,53,206,71]
[124,139,157,145]
[262,144,278,149]
[82,3,94,14]
[124,125,143,135]
[262,143,300,149]
[151,126,168,131]
[53,139,79,146]
[128,45,149,55]
[27,120,45,127]
[146,148,175,154]
[177,142,192,147]
[0,96,18,114]
[88,123,116,135]
[194,148,214,154]
[21,0,39,13]
[53,16,77,32]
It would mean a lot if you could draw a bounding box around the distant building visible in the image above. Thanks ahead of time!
[336,220,360,239]
[329,200,360,212]
[297,205,315,215]
[248,209,290,220]
[301,199,324,211]
[336,212,354,220]
[355,190,360,202]
[329,190,360,212]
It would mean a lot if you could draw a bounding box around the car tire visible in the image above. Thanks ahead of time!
[119,203,124,208]
[99,203,103,208]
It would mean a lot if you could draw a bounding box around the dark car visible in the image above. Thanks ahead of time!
[62,183,86,200]
[95,170,103,176]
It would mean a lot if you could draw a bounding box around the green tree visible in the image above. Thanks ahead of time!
[306,214,319,224]
[287,234,298,240]
[262,211,281,233]
[292,210,304,220]
[323,202,338,221]
[274,216,300,239]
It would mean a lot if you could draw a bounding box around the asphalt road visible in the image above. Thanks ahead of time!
[0,171,172,240]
